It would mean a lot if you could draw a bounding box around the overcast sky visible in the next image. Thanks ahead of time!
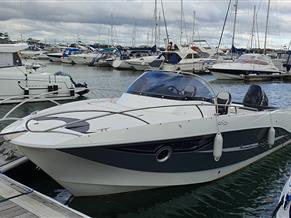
[0,0,290,49]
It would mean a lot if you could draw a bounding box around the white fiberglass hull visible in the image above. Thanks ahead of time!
[161,59,215,73]
[47,53,62,62]
[0,66,88,103]
[5,93,291,196]
[112,60,131,69]
[209,62,281,80]
[70,54,97,65]
[18,138,290,196]
[276,176,291,218]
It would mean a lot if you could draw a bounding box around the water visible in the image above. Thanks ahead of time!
[3,60,291,218]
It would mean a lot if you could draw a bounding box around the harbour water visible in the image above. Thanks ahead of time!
[2,61,291,217]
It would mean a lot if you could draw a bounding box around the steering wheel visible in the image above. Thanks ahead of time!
[167,85,181,95]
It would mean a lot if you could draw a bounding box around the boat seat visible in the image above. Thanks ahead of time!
[243,85,268,110]
[216,92,232,115]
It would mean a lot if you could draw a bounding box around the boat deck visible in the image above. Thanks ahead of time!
[240,72,291,81]
[0,141,28,173]
[0,173,89,218]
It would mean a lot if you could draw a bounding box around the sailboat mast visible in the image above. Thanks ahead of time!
[192,11,196,42]
[250,5,256,50]
[160,0,169,44]
[231,0,238,55]
[110,14,114,46]
[154,0,158,46]
[180,0,183,45]
[264,0,271,54]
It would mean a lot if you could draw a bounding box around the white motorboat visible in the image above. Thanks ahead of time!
[274,176,291,218]
[126,55,159,71]
[2,70,291,196]
[149,47,216,73]
[69,53,99,65]
[47,52,63,62]
[0,43,89,103]
[110,50,153,70]
[209,54,281,80]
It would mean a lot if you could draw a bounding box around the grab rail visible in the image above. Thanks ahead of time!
[23,102,262,136]
[0,90,67,124]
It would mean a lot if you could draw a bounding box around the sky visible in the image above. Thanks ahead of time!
[0,0,290,49]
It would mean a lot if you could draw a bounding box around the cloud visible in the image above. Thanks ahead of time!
[0,0,289,48]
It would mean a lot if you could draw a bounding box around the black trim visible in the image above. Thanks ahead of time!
[59,127,291,173]
[210,68,280,75]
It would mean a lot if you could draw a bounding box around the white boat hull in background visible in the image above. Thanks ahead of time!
[0,66,88,103]
[112,60,131,69]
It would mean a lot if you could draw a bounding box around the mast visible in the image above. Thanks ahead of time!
[161,0,169,44]
[231,0,238,56]
[110,14,114,46]
[256,11,260,48]
[154,0,158,46]
[180,0,183,45]
[158,12,161,47]
[132,18,136,47]
[264,0,271,54]
[250,5,256,50]
[217,0,232,53]
[192,11,196,42]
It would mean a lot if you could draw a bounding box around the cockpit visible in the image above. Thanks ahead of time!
[127,71,215,101]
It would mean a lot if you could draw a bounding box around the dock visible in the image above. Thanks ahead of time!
[240,72,291,81]
[0,173,89,218]
[0,141,28,173]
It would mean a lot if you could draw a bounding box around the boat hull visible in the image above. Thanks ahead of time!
[17,126,291,196]
[0,67,88,103]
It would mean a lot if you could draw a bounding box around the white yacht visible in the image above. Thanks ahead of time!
[209,54,281,80]
[0,44,89,103]
[125,55,159,71]
[47,52,63,62]
[149,47,216,73]
[274,176,291,218]
[69,53,99,65]
[2,70,291,196]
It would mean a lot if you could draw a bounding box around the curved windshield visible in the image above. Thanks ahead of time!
[235,54,270,65]
[127,71,215,101]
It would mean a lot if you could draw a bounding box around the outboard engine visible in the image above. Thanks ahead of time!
[243,85,268,109]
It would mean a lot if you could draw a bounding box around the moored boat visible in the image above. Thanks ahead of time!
[2,70,291,196]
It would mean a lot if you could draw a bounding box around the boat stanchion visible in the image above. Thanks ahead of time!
[268,127,275,147]
[24,88,29,98]
[213,132,223,161]
[53,75,58,94]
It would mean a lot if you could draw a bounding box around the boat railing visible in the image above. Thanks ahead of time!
[0,90,65,123]
[21,102,262,136]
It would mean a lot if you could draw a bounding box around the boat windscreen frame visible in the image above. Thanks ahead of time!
[127,70,216,102]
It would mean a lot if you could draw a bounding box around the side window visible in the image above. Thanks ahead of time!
[185,54,192,59]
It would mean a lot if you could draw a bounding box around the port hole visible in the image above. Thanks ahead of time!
[156,146,172,163]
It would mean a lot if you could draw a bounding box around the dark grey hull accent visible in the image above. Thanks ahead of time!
[210,68,280,75]
[59,128,291,173]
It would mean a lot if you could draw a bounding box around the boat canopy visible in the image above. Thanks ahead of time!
[235,54,273,65]
[127,71,215,101]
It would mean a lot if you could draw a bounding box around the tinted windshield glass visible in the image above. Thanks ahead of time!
[235,55,270,65]
[127,71,214,101]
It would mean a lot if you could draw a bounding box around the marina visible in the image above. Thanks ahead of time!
[0,0,290,217]
[0,173,89,218]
